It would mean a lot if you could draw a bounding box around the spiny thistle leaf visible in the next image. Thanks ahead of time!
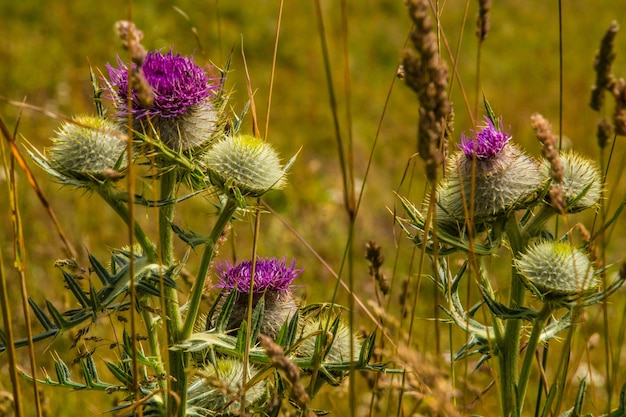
[81,355,117,390]
[215,290,236,333]
[60,269,91,309]
[275,310,300,351]
[170,223,210,248]
[483,94,498,127]
[249,296,265,344]
[105,360,133,387]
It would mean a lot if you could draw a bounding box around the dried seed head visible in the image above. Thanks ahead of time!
[612,78,626,136]
[531,113,566,213]
[531,113,563,183]
[590,21,619,111]
[115,21,147,65]
[259,334,310,407]
[596,117,613,149]
[476,0,492,42]
[403,0,451,182]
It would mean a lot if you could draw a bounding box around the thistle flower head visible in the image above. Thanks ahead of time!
[203,135,288,198]
[216,257,301,294]
[106,50,223,152]
[515,241,598,300]
[213,257,301,338]
[46,115,127,181]
[106,50,216,119]
[437,141,544,232]
[460,116,510,159]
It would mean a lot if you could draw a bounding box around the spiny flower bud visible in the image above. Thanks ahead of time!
[515,241,598,300]
[214,257,301,338]
[48,115,127,181]
[437,116,544,231]
[541,150,602,213]
[203,135,288,198]
[295,314,362,364]
[187,358,267,414]
[106,50,222,152]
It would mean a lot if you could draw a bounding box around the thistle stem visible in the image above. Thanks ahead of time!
[517,302,553,413]
[522,204,557,239]
[96,185,158,262]
[140,307,166,391]
[500,215,527,416]
[182,197,238,339]
[157,170,186,417]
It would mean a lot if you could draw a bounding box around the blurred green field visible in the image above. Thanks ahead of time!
[2,0,626,416]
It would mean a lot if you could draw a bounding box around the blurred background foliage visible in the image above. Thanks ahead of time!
[1,0,626,415]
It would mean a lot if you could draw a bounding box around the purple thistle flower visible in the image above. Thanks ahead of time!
[459,116,510,159]
[106,50,218,119]
[216,257,302,294]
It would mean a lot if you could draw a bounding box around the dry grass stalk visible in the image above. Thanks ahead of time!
[531,113,566,213]
[612,77,626,135]
[115,20,153,108]
[365,240,389,296]
[476,0,492,42]
[590,21,619,111]
[258,334,312,411]
[403,0,452,182]
[396,346,463,417]
[596,117,613,148]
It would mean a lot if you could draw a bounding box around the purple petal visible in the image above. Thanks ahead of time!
[216,257,302,293]
[459,116,510,159]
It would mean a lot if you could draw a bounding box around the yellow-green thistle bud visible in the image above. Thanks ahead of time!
[187,358,267,414]
[515,241,598,300]
[438,143,544,230]
[48,115,127,181]
[542,150,602,213]
[203,135,287,198]
[295,315,362,364]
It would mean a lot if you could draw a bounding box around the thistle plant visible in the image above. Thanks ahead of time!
[398,106,626,416]
[0,21,380,417]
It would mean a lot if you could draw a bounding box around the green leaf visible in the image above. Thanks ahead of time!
[89,252,113,286]
[61,270,91,309]
[29,297,57,330]
[235,320,248,353]
[105,360,133,387]
[276,310,300,351]
[81,355,116,390]
[170,223,210,248]
[483,94,498,126]
[249,296,265,344]
[54,357,87,389]
[215,290,236,333]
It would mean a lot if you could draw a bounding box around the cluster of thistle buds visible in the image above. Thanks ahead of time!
[397,103,626,415]
[424,109,605,299]
[399,104,624,344]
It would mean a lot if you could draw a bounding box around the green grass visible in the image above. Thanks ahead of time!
[1,0,626,416]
